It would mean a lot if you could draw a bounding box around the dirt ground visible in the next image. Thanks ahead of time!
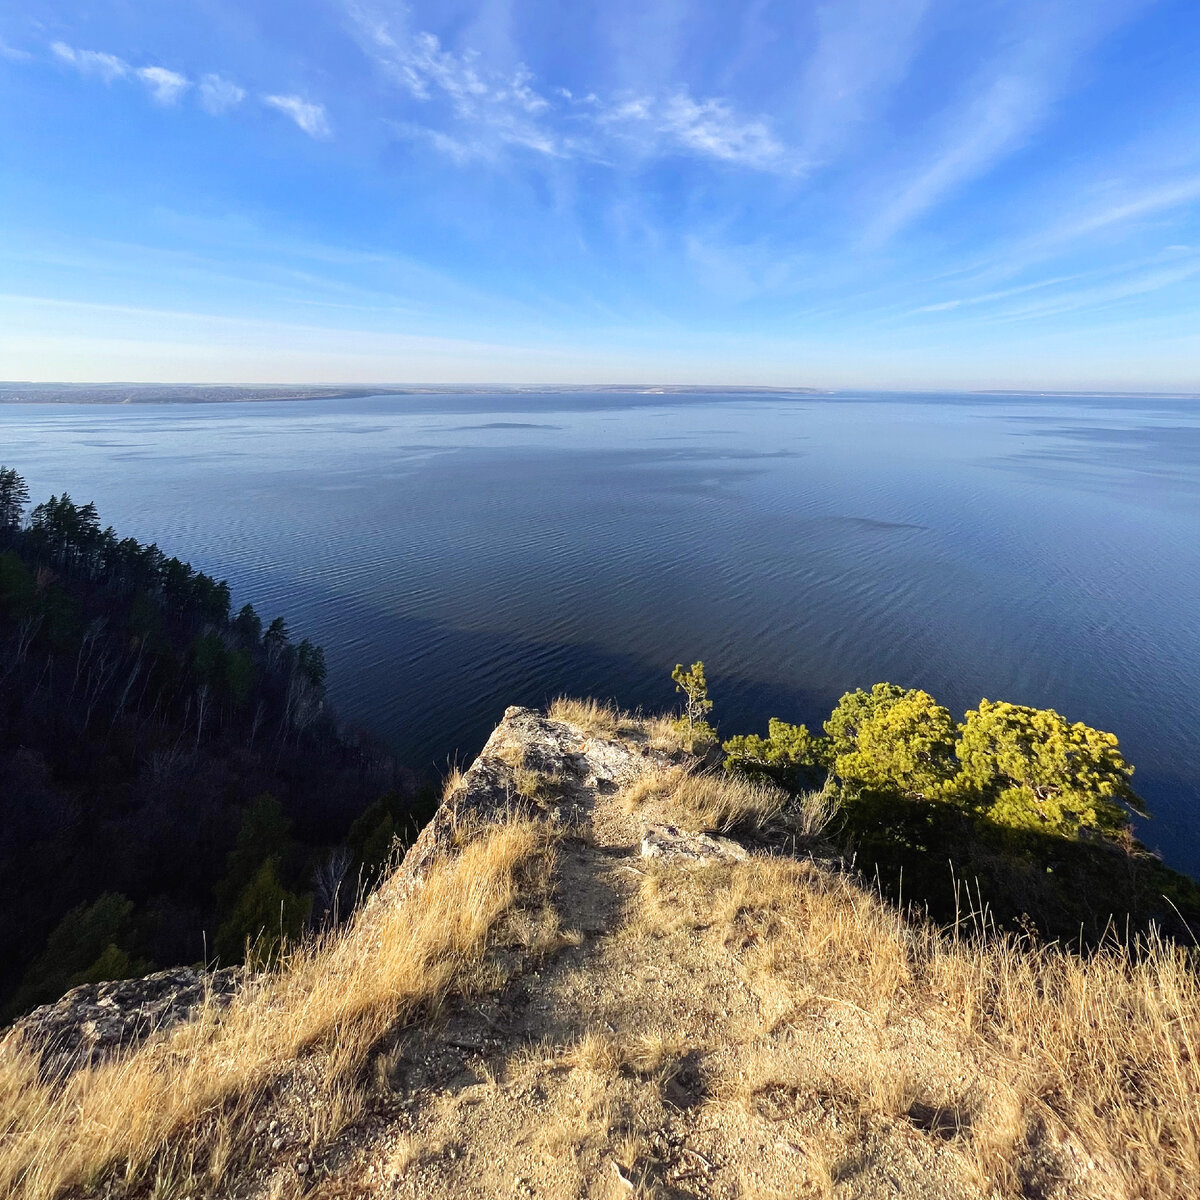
[242,709,1064,1200]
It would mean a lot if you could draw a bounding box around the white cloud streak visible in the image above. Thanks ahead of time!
[352,18,567,157]
[862,1,1153,246]
[136,65,190,105]
[263,94,332,139]
[53,41,190,107]
[1042,176,1200,246]
[928,171,1200,295]
[49,39,330,139]
[345,6,785,169]
[600,92,782,166]
[866,73,1049,246]
[198,73,246,115]
[0,36,32,61]
[990,257,1200,323]
[911,273,1084,314]
[796,0,931,165]
[52,41,129,83]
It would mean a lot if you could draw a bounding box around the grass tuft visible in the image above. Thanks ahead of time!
[440,763,465,802]
[548,696,687,753]
[0,819,554,1200]
[624,766,838,841]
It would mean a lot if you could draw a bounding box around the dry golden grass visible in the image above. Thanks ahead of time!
[305,1078,367,1152]
[620,766,685,813]
[623,1030,686,1080]
[440,763,464,802]
[385,1131,448,1181]
[669,770,790,834]
[547,696,685,753]
[492,742,563,804]
[547,696,627,737]
[622,765,837,842]
[561,1028,626,1074]
[514,767,562,803]
[0,819,555,1200]
[930,926,1200,1198]
[493,741,527,771]
[8,725,1198,1200]
[638,851,1200,1199]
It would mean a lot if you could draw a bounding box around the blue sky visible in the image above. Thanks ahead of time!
[1,0,1199,388]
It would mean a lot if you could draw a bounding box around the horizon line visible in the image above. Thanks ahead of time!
[3,381,1200,398]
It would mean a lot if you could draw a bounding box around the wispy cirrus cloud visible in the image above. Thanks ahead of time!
[923,169,1200,298]
[350,16,570,157]
[345,5,786,169]
[901,248,1200,329]
[0,36,32,61]
[795,0,932,165]
[864,71,1051,247]
[910,272,1085,315]
[861,0,1153,246]
[599,92,782,167]
[1040,176,1200,248]
[263,94,332,139]
[989,254,1200,323]
[46,39,326,138]
[136,65,190,105]
[51,40,129,83]
[53,41,188,105]
[198,74,246,115]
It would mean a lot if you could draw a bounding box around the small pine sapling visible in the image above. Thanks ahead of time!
[671,660,716,751]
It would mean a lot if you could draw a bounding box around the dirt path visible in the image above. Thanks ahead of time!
[288,708,999,1200]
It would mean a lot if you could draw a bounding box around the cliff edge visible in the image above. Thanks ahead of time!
[3,704,1196,1200]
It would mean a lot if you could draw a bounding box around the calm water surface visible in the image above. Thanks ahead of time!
[3,390,1198,872]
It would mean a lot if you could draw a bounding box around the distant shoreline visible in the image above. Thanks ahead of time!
[0,383,825,405]
[2,383,1196,405]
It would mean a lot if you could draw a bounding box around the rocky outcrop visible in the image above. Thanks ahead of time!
[640,823,749,863]
[4,705,685,1079]
[5,966,241,1078]
[373,705,678,903]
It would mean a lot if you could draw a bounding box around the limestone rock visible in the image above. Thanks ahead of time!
[4,966,241,1077]
[641,824,749,864]
[373,705,676,904]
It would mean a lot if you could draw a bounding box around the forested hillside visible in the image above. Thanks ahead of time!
[0,467,428,1017]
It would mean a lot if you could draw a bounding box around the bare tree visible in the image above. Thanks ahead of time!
[312,846,352,928]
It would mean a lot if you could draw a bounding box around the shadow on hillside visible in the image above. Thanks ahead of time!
[837,790,1200,949]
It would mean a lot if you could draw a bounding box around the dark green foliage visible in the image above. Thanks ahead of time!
[296,639,327,689]
[0,466,30,536]
[346,793,403,888]
[0,467,414,1016]
[722,718,830,788]
[10,894,148,1014]
[233,603,263,647]
[213,859,311,966]
[0,551,36,615]
[215,795,293,913]
[837,786,1200,945]
[344,786,438,895]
